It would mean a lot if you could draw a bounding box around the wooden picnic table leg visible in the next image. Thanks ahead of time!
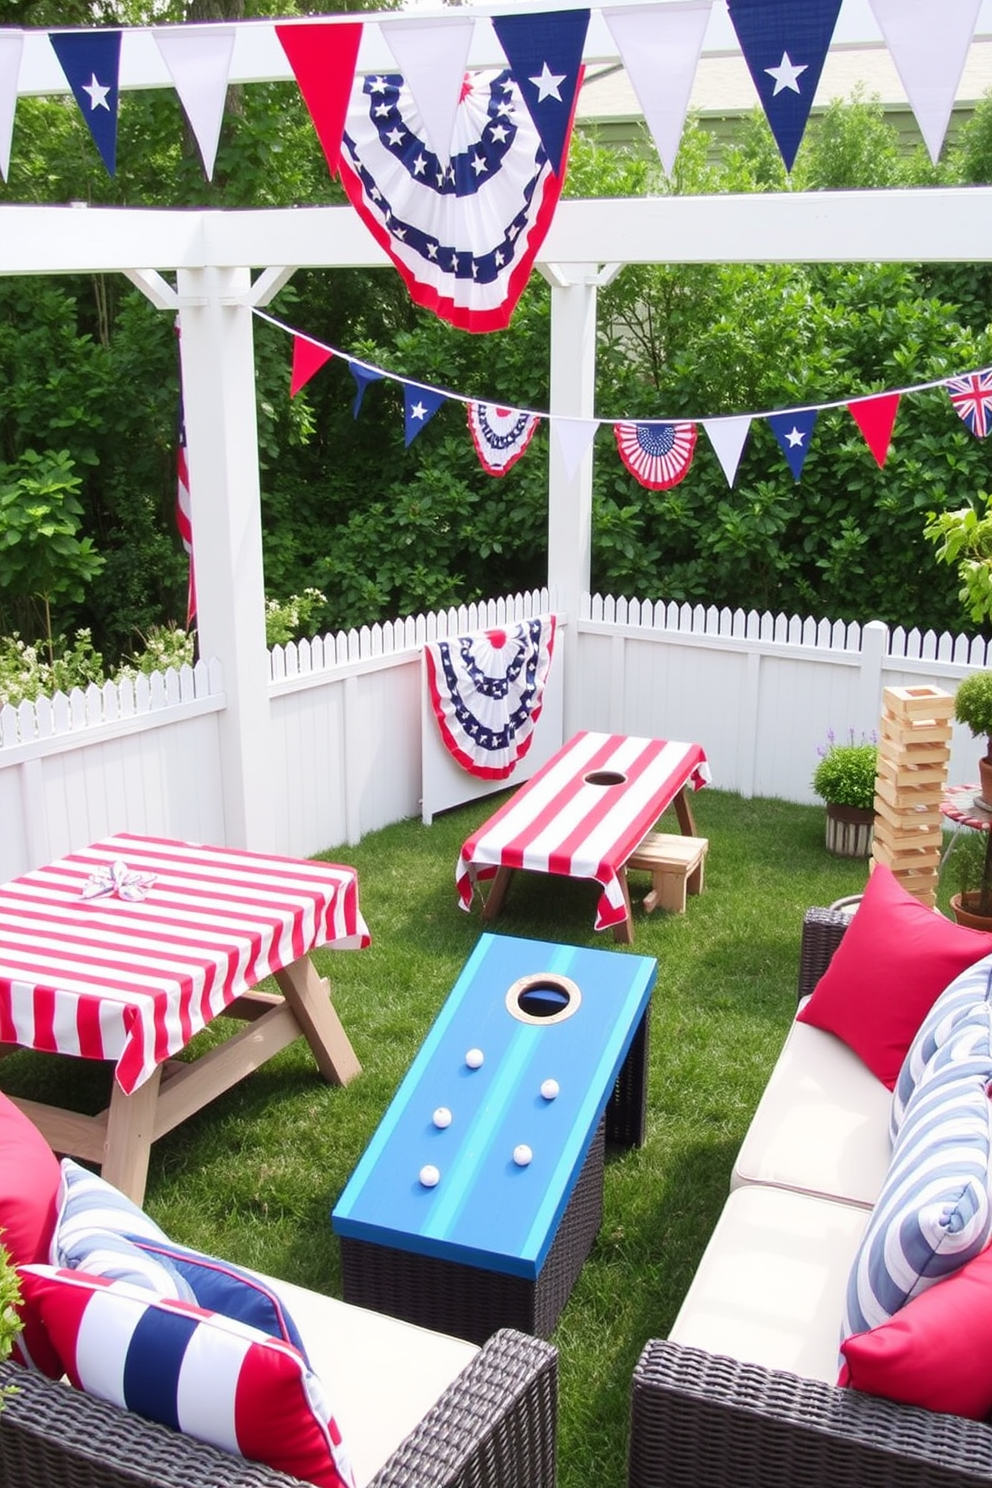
[672,785,697,837]
[274,954,362,1086]
[101,1065,162,1207]
[481,865,514,922]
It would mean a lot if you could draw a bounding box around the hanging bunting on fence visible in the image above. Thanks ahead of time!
[614,420,697,489]
[49,29,121,176]
[349,363,383,418]
[603,0,711,178]
[381,17,474,165]
[404,384,446,446]
[424,614,557,779]
[490,8,589,177]
[848,391,900,468]
[726,0,842,171]
[768,408,818,481]
[152,26,235,181]
[338,67,574,333]
[290,336,333,398]
[467,402,540,474]
[275,21,363,176]
[869,0,981,166]
[946,369,992,438]
[702,415,752,488]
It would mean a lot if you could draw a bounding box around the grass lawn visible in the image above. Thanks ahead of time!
[0,788,937,1487]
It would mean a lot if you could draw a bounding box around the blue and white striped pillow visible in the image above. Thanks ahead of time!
[889,953,992,1141]
[844,1035,992,1341]
[50,1158,194,1301]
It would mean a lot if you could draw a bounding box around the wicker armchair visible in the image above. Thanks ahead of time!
[628,905,992,1488]
[0,1326,557,1488]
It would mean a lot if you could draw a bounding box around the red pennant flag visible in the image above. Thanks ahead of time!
[847,392,900,468]
[275,21,362,176]
[290,335,333,398]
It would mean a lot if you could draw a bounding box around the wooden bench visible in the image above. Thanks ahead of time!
[625,832,709,914]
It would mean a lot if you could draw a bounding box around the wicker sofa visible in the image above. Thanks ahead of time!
[629,902,992,1488]
[0,1314,556,1488]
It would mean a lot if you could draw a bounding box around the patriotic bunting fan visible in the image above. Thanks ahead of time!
[338,69,572,333]
[947,370,992,438]
[467,402,540,474]
[424,616,556,779]
[614,421,697,489]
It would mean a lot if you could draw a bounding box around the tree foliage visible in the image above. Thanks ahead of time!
[2,27,992,655]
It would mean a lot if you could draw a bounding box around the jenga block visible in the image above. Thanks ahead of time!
[873,774,944,811]
[882,685,955,720]
[879,717,952,749]
[872,795,944,830]
[876,756,953,790]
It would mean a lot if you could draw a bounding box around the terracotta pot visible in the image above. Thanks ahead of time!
[824,802,874,858]
[950,891,992,931]
[980,755,992,809]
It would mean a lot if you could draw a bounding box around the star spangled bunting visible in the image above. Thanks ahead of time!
[338,68,570,333]
[49,29,121,176]
[467,402,540,475]
[726,0,842,172]
[848,391,900,467]
[424,615,557,779]
[946,369,992,438]
[290,335,333,398]
[275,21,363,177]
[490,9,589,177]
[404,384,446,446]
[767,408,818,481]
[349,363,383,418]
[614,421,697,490]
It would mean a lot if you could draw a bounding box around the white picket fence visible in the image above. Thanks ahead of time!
[2,590,990,883]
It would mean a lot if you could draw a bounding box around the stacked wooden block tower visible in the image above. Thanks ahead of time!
[871,684,954,908]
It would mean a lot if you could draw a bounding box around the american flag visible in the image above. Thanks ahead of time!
[175,325,196,627]
[614,420,698,490]
[946,369,992,439]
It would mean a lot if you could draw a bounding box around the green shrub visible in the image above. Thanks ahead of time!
[812,730,879,810]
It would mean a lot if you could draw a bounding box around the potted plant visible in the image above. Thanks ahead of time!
[952,669,992,809]
[946,820,992,927]
[812,729,878,857]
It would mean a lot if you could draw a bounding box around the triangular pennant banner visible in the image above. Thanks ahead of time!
[604,2,711,177]
[49,30,121,176]
[349,364,383,418]
[0,30,23,182]
[614,421,697,489]
[554,417,598,481]
[702,415,752,486]
[153,26,235,181]
[275,21,362,177]
[946,369,992,438]
[404,384,446,446]
[290,336,333,398]
[767,408,818,481]
[848,391,900,467]
[869,0,981,166]
[381,17,474,164]
[467,403,541,475]
[726,0,842,172]
[491,9,589,176]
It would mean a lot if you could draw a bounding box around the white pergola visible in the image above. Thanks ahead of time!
[3,2,992,852]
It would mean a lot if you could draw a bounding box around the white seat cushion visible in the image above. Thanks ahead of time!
[669,1185,870,1384]
[731,1007,893,1208]
[259,1273,478,1488]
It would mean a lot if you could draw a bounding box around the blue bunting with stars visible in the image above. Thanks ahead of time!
[404,384,446,446]
[49,29,121,176]
[768,407,818,481]
[727,0,842,172]
[491,8,589,177]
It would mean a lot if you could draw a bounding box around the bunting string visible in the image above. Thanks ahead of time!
[253,305,992,489]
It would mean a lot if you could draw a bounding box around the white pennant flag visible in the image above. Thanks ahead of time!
[870,0,981,165]
[381,17,474,165]
[153,25,236,181]
[702,415,751,487]
[0,31,23,183]
[605,1,712,177]
[554,418,599,481]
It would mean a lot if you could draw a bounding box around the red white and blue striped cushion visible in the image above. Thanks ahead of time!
[18,1266,354,1488]
[889,954,992,1139]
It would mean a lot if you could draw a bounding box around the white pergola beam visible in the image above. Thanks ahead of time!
[4,191,992,280]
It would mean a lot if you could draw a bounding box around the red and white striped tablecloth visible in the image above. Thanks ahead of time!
[0,833,371,1095]
[456,731,710,931]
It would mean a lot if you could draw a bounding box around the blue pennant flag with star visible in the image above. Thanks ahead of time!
[726,0,841,172]
[767,407,818,481]
[349,364,383,419]
[404,385,446,447]
[49,30,122,176]
[491,9,589,176]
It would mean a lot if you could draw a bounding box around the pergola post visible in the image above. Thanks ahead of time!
[176,264,273,849]
[547,265,599,740]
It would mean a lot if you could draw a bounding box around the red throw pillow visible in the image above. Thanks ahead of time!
[796,865,992,1089]
[839,1246,992,1417]
[0,1091,63,1375]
